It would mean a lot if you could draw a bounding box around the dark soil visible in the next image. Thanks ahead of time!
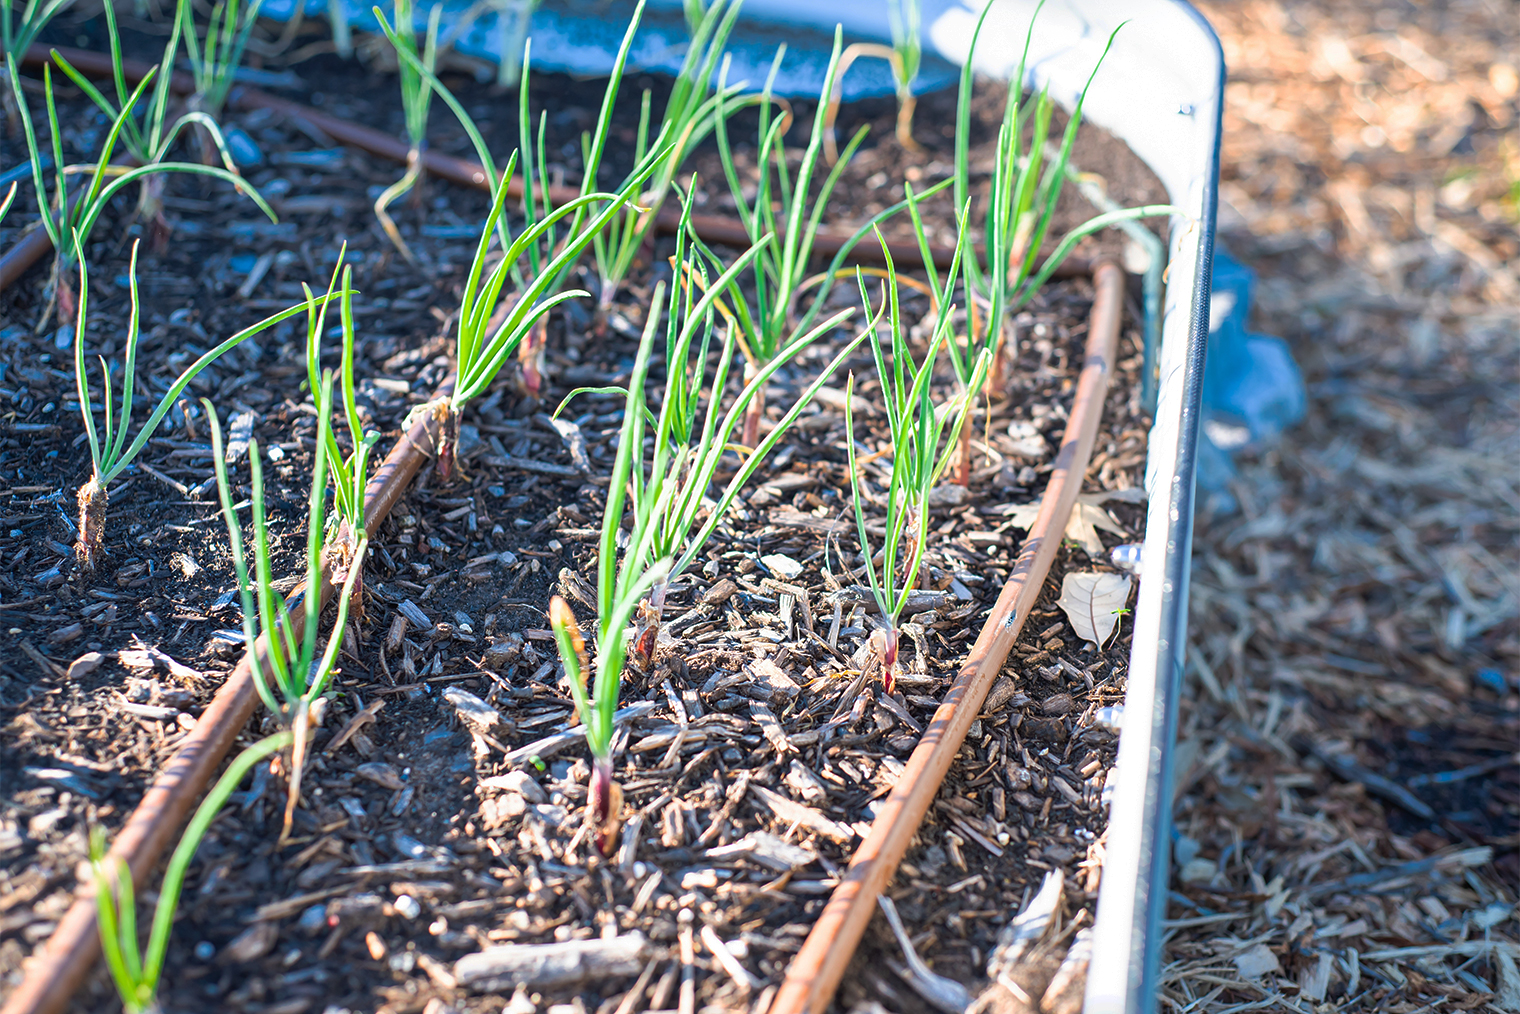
[1,8,1164,1014]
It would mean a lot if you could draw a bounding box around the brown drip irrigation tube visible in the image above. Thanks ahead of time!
[0,381,452,1014]
[768,259,1128,1014]
[6,44,1088,282]
[0,226,53,293]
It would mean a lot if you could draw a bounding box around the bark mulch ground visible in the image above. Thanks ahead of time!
[1165,1,1518,1009]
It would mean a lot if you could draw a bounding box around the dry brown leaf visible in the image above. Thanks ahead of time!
[1001,490,1140,556]
[1056,573,1133,647]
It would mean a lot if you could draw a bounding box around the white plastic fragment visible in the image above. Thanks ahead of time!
[1109,542,1143,575]
[760,553,804,580]
[1093,705,1124,732]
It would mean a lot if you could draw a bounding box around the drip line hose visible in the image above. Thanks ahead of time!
[0,379,455,1014]
[768,260,1128,1014]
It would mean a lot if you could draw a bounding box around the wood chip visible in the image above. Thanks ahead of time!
[500,702,657,765]
[749,702,793,755]
[746,783,854,844]
[443,686,500,730]
[117,637,203,681]
[747,658,801,702]
[326,698,384,755]
[706,831,817,872]
[398,599,432,629]
[983,677,1031,713]
[66,651,106,680]
[829,585,957,614]
[18,640,64,678]
[700,925,760,993]
[454,933,653,991]
[702,578,740,605]
[356,762,406,791]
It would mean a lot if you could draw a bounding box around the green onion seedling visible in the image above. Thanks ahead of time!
[413,149,662,481]
[180,0,266,122]
[956,2,1175,379]
[938,1,1174,480]
[208,374,368,843]
[845,233,990,693]
[1,0,69,130]
[559,188,862,676]
[711,28,868,449]
[589,0,749,311]
[7,54,277,324]
[888,0,923,147]
[547,247,861,855]
[52,0,263,248]
[441,0,540,89]
[329,0,352,60]
[302,252,378,619]
[547,298,672,858]
[375,1,660,403]
[822,0,922,162]
[507,3,661,383]
[495,0,541,88]
[72,241,337,570]
[374,0,440,265]
[92,731,294,1014]
[0,0,70,64]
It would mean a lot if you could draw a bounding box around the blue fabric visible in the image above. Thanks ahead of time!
[1198,247,1306,508]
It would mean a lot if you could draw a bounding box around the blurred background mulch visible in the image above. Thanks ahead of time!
[1164,0,1518,1009]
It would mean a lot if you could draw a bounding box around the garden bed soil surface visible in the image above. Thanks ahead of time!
[1,15,1164,1014]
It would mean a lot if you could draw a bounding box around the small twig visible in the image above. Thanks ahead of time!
[612,958,661,1014]
[701,924,761,994]
[325,697,385,755]
[137,461,190,497]
[678,910,696,1014]
[500,701,657,766]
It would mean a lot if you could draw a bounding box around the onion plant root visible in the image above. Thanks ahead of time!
[74,476,107,571]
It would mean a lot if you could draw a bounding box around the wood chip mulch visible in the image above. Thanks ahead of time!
[1164,1,1518,1009]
